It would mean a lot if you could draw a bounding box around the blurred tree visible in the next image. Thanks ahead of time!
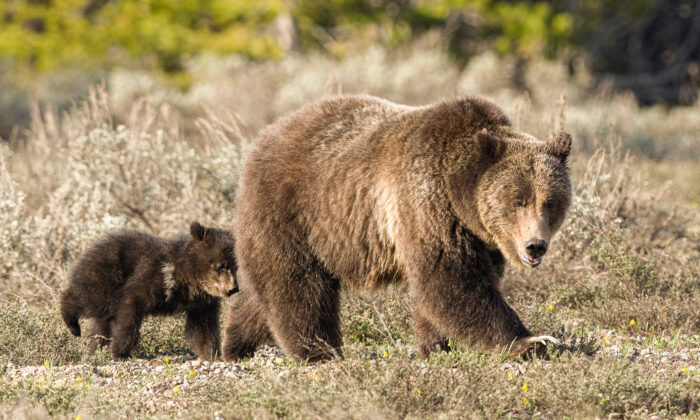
[570,0,700,104]
[293,0,573,60]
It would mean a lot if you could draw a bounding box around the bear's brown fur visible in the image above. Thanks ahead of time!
[222,95,572,361]
[60,222,239,360]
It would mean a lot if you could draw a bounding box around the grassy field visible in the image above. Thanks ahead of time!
[0,45,698,418]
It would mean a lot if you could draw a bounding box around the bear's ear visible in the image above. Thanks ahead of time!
[190,221,207,241]
[475,128,505,162]
[547,131,572,162]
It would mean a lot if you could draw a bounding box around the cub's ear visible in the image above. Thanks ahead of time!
[548,131,572,162]
[476,128,505,162]
[190,221,207,241]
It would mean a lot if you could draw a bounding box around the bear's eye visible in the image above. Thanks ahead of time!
[513,201,524,209]
[216,263,226,272]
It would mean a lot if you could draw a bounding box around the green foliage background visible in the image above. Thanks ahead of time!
[0,0,580,74]
[0,0,284,73]
[0,0,696,109]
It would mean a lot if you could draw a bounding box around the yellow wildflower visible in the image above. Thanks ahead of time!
[77,375,81,383]
[44,360,49,368]
[521,381,528,391]
[313,375,319,381]
[416,389,422,397]
[523,397,529,404]
[189,369,195,376]
[164,356,170,364]
[76,416,82,420]
[447,340,453,348]
[173,386,179,393]
[547,304,555,311]
[383,350,389,358]
[629,319,636,327]
[682,367,687,373]
[508,371,513,378]
[604,337,610,344]
[600,398,606,404]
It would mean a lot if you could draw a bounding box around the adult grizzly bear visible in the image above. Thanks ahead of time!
[60,222,239,360]
[223,95,571,361]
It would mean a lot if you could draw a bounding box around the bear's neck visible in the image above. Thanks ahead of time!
[164,238,206,297]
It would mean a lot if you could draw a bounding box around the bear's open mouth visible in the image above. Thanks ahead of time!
[519,251,542,267]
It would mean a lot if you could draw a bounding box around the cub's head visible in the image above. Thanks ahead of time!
[189,221,239,297]
[470,129,572,267]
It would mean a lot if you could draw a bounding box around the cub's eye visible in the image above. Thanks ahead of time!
[513,201,524,209]
[216,263,226,272]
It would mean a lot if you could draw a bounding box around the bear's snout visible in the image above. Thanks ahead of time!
[524,238,548,259]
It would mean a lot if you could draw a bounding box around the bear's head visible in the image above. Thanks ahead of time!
[450,129,572,268]
[188,221,239,297]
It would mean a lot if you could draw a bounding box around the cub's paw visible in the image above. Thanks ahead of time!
[509,335,560,358]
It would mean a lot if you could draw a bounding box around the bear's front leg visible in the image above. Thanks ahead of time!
[185,299,221,360]
[110,296,145,360]
[408,249,540,357]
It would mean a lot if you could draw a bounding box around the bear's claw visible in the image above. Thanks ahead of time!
[529,335,560,346]
[508,334,561,357]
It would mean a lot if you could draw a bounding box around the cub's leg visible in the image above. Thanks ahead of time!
[87,317,112,354]
[222,288,271,361]
[59,287,82,337]
[185,299,221,360]
[110,295,145,360]
[110,274,149,360]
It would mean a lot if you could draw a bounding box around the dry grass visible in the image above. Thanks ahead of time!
[0,43,698,418]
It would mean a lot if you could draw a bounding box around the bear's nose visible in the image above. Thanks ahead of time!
[227,287,239,296]
[525,238,548,258]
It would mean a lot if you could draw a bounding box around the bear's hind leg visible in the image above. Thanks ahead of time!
[185,300,221,361]
[87,317,112,354]
[415,311,450,358]
[222,289,271,361]
[263,261,342,362]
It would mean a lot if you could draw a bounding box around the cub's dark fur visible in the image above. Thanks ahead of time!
[60,222,238,360]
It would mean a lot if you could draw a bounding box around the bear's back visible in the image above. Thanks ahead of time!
[236,95,422,287]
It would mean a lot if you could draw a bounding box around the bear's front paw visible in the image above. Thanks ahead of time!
[509,335,560,357]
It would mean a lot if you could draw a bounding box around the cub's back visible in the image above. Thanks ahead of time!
[70,230,166,291]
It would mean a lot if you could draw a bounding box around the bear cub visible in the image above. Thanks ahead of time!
[60,222,238,360]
